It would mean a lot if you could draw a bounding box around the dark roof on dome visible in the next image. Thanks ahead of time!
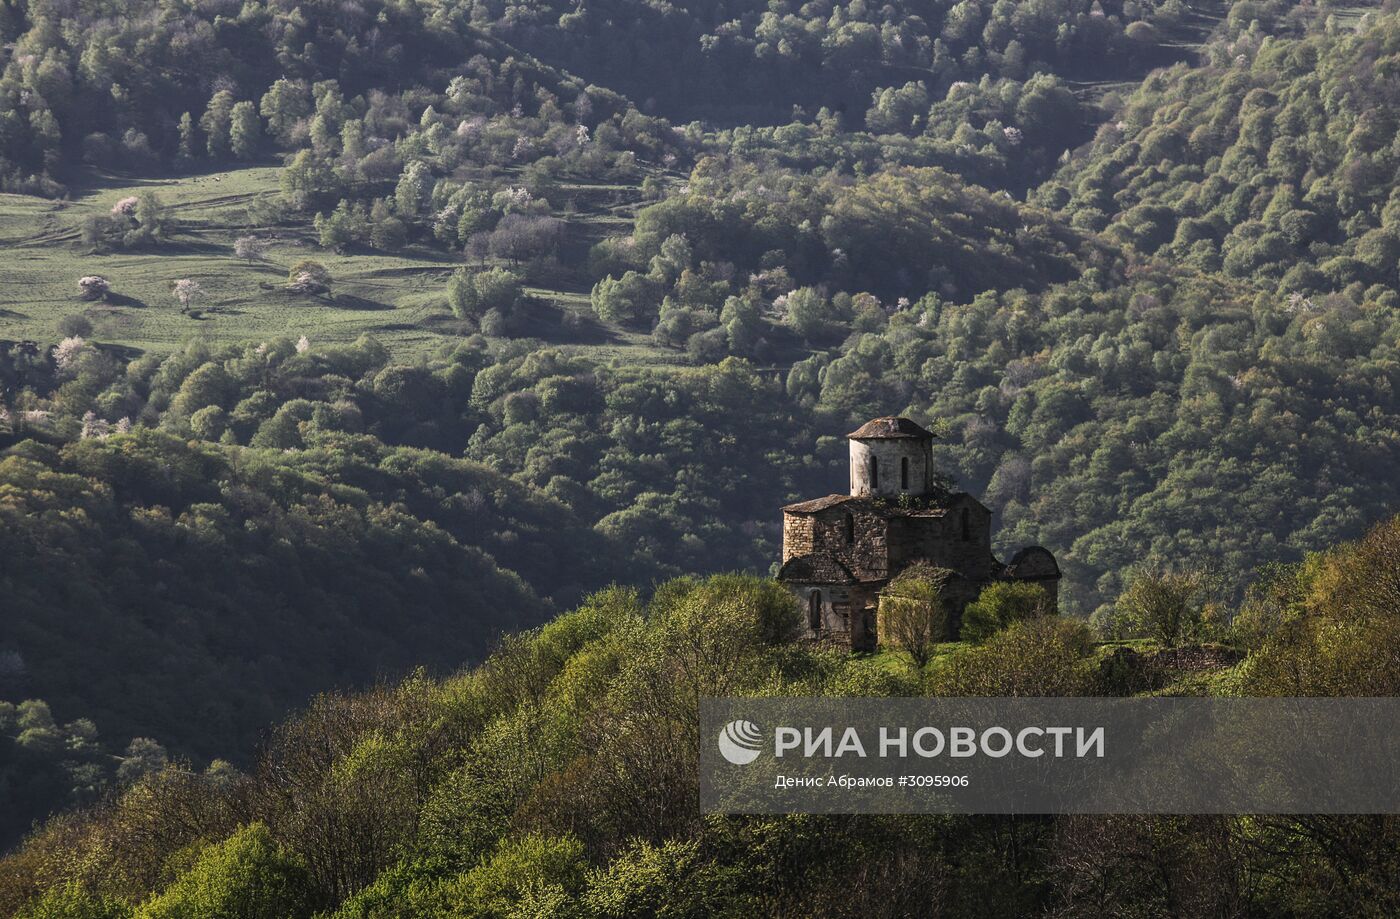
[847,416,935,440]
[999,546,1062,580]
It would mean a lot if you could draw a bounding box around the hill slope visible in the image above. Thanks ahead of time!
[4,515,1400,916]
[1039,8,1400,299]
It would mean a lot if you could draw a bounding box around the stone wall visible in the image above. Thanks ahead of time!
[849,438,933,498]
[782,513,816,562]
[780,487,1053,650]
[784,497,996,586]
[785,581,879,650]
[798,506,890,580]
[887,500,993,582]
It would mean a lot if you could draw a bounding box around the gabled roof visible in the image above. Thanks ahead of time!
[847,416,935,440]
[782,494,858,514]
[782,494,953,517]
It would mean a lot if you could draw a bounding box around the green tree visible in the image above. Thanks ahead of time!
[115,737,167,785]
[200,90,236,158]
[456,191,493,245]
[280,149,336,210]
[865,81,929,134]
[259,78,311,146]
[934,617,1094,696]
[138,824,312,919]
[315,201,367,250]
[14,883,129,919]
[308,114,336,153]
[127,191,168,246]
[229,101,259,160]
[449,267,523,320]
[176,112,196,162]
[1109,570,1222,646]
[189,405,228,441]
[879,564,953,668]
[413,834,586,916]
[961,581,1053,644]
[784,286,843,341]
[369,199,406,251]
[168,363,236,420]
[591,271,658,327]
[340,119,366,160]
[395,161,432,217]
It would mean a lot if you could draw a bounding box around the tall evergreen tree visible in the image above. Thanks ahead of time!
[176,112,196,162]
[200,91,236,158]
[230,101,260,160]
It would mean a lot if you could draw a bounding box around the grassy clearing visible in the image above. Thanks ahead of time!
[0,165,685,365]
[860,642,972,681]
[1332,4,1381,29]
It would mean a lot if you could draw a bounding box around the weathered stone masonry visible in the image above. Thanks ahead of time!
[777,416,1061,651]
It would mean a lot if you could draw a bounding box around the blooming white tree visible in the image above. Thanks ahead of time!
[296,335,310,353]
[54,336,87,372]
[234,236,269,263]
[111,196,139,216]
[456,116,486,140]
[81,411,111,440]
[287,260,332,295]
[117,737,169,785]
[173,278,203,313]
[490,186,535,216]
[78,276,111,301]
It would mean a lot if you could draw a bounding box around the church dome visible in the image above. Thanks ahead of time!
[847,416,936,498]
[847,416,935,440]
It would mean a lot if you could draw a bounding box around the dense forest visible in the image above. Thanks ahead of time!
[1041,6,1400,296]
[4,0,1400,903]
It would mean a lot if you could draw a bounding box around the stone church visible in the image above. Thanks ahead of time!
[777,416,1060,651]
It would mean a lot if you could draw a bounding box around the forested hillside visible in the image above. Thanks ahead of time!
[4,517,1400,917]
[0,333,654,747]
[473,0,1191,123]
[0,0,1195,194]
[1040,5,1400,297]
[4,0,1400,879]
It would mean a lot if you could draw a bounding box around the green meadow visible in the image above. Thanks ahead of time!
[0,166,679,364]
